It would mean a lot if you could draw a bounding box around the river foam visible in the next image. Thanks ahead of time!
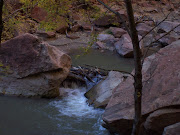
[50,88,104,118]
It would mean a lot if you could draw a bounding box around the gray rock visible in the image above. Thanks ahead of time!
[97,34,119,51]
[155,33,179,46]
[97,34,115,42]
[85,71,126,108]
[157,21,180,34]
[136,23,152,36]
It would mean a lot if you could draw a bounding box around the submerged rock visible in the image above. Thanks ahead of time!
[0,33,71,98]
[102,40,180,134]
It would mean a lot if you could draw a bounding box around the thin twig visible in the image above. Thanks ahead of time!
[84,64,134,77]
[142,23,180,64]
[3,2,38,23]
[139,12,172,43]
[97,0,131,36]
[3,8,23,23]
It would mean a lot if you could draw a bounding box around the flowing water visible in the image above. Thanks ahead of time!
[0,88,109,135]
[0,43,134,135]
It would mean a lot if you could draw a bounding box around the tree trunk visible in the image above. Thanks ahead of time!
[124,0,143,135]
[0,0,3,47]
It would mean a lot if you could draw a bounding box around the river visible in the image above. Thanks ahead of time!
[0,48,134,135]
[0,88,109,135]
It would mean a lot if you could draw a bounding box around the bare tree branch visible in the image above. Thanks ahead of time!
[97,0,131,36]
[84,64,135,77]
[139,12,171,43]
[0,0,3,46]
[142,23,180,64]
[3,1,38,23]
[3,8,23,23]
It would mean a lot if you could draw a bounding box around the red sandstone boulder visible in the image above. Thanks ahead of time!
[163,122,180,135]
[118,10,128,21]
[0,34,71,98]
[114,34,143,58]
[136,23,152,36]
[95,41,107,49]
[102,40,180,134]
[82,24,92,31]
[71,24,81,32]
[36,31,56,38]
[109,27,127,38]
[56,25,68,34]
[31,6,48,22]
[94,15,122,27]
[144,108,180,135]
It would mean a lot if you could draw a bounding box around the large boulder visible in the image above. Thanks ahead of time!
[114,34,143,58]
[56,25,68,34]
[97,34,115,42]
[31,6,48,22]
[163,122,180,135]
[144,108,180,135]
[85,71,126,108]
[94,15,122,27]
[96,34,119,51]
[102,40,180,134]
[0,33,71,98]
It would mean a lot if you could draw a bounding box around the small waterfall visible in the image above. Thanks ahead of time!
[49,87,109,135]
[50,88,103,117]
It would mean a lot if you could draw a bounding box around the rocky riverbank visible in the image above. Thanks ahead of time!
[1,0,180,135]
[85,40,180,135]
